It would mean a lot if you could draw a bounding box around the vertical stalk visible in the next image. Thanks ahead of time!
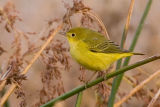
[75,92,83,107]
[108,0,152,107]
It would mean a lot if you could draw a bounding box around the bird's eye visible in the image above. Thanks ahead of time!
[71,33,76,37]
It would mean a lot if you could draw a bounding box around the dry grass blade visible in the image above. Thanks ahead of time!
[0,24,63,106]
[147,88,160,107]
[81,11,110,39]
[0,81,6,92]
[114,69,160,107]
[121,0,135,48]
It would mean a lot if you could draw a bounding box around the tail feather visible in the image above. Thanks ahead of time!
[132,52,145,55]
[123,50,144,55]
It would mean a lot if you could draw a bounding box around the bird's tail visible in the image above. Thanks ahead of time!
[123,50,144,55]
[132,52,145,55]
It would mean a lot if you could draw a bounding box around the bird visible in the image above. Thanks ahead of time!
[66,27,144,71]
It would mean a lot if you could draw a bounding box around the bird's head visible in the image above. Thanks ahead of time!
[66,27,89,43]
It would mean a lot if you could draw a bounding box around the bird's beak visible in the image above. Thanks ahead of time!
[59,31,66,36]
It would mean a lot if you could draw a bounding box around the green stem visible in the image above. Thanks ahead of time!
[40,55,159,107]
[75,92,83,107]
[108,0,153,106]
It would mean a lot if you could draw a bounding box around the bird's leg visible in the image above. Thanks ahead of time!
[87,71,97,82]
[84,71,97,89]
[103,65,114,81]
[78,66,94,88]
[102,71,108,81]
[97,71,104,78]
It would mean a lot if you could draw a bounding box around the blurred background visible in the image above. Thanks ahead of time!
[0,0,160,107]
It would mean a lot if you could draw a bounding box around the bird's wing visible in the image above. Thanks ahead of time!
[84,37,128,53]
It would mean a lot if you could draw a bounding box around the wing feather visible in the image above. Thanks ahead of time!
[81,30,129,53]
[83,37,128,53]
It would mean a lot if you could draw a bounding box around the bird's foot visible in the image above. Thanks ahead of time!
[84,82,88,89]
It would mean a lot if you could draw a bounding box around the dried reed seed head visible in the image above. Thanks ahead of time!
[62,0,90,26]
[15,87,26,107]
[96,82,111,106]
[5,58,27,85]
[78,66,87,83]
[61,0,106,37]
[0,1,22,32]
[35,39,70,106]
[47,18,61,27]
[0,3,36,104]
[94,71,111,106]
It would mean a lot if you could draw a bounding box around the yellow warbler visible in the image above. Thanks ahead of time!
[66,27,143,71]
